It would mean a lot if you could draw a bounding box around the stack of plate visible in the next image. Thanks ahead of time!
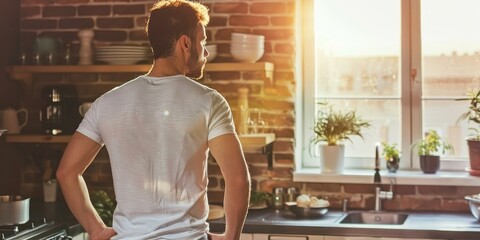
[94,45,152,65]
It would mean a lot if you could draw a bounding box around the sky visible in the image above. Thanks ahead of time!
[314,0,480,57]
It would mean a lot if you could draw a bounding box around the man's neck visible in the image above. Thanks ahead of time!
[147,58,184,77]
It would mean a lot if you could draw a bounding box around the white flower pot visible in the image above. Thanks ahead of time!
[318,144,345,173]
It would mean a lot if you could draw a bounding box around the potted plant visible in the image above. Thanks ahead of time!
[249,191,271,209]
[312,104,370,173]
[456,89,480,176]
[381,142,400,173]
[413,129,454,174]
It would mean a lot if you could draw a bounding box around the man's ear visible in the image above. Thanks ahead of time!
[179,35,192,52]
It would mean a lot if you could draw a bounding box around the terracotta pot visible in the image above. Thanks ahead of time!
[420,155,440,174]
[467,139,480,170]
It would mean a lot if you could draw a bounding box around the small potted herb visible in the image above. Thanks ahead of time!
[249,191,271,209]
[413,129,454,174]
[381,142,400,173]
[313,103,370,173]
[456,89,480,175]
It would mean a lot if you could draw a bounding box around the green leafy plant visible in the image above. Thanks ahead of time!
[313,104,371,145]
[456,89,480,140]
[413,129,454,156]
[381,142,400,162]
[250,191,271,206]
[91,190,116,227]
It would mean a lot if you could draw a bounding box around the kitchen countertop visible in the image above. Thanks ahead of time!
[31,200,480,239]
[208,208,480,240]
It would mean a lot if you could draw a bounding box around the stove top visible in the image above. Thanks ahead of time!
[0,218,70,240]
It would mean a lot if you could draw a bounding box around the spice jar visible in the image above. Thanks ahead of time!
[272,187,284,210]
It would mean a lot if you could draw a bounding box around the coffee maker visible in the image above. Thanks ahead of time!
[40,85,81,135]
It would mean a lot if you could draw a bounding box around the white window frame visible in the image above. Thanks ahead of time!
[294,0,470,178]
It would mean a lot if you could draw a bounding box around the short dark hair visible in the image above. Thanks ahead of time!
[146,0,209,59]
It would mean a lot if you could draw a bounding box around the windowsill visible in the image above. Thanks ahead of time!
[293,168,480,186]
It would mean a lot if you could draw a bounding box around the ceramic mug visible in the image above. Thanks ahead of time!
[78,102,92,117]
[0,108,28,134]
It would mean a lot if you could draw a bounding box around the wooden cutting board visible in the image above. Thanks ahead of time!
[208,205,224,220]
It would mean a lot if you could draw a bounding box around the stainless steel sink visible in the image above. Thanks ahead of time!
[340,212,408,225]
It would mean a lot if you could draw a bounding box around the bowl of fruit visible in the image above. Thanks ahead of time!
[285,194,329,218]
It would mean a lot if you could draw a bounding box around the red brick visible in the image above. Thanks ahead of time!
[274,71,295,81]
[229,15,269,27]
[275,155,294,165]
[78,5,111,16]
[56,0,89,3]
[129,30,148,41]
[274,43,294,55]
[208,72,241,81]
[94,30,128,42]
[21,0,50,4]
[215,28,251,41]
[213,2,248,14]
[136,16,148,28]
[208,16,227,27]
[271,16,294,26]
[418,185,457,196]
[97,17,134,29]
[208,177,218,188]
[59,18,95,29]
[251,2,286,14]
[22,19,57,30]
[43,6,76,17]
[394,185,416,195]
[207,190,224,203]
[208,162,221,175]
[259,99,294,111]
[344,184,374,194]
[264,85,294,98]
[253,29,294,41]
[245,153,268,164]
[113,4,145,15]
[306,183,342,193]
[272,128,294,139]
[21,6,41,18]
[38,31,80,44]
[273,140,293,153]
[259,180,301,193]
[442,198,469,212]
[93,0,128,2]
[268,114,294,127]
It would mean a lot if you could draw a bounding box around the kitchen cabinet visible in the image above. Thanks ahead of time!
[324,236,440,240]
[241,233,254,240]
[253,234,324,240]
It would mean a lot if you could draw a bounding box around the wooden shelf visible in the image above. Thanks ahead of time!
[5,134,71,143]
[7,62,274,85]
[5,133,276,147]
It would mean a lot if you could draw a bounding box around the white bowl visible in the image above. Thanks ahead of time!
[231,48,264,63]
[231,33,265,41]
[231,43,264,49]
[206,51,217,62]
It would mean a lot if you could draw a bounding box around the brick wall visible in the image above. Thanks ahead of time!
[16,0,475,213]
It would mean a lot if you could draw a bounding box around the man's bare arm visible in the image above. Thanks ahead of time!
[56,131,114,238]
[208,133,251,240]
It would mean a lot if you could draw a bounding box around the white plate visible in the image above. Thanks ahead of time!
[249,203,268,210]
[95,58,148,65]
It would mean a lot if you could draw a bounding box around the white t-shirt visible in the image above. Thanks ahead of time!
[77,74,235,239]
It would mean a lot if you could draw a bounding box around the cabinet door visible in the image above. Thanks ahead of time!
[241,233,254,240]
[71,232,86,240]
[253,233,324,240]
[325,236,440,240]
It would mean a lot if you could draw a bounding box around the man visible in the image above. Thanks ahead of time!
[56,1,251,239]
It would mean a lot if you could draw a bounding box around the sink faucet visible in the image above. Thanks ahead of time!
[374,143,393,212]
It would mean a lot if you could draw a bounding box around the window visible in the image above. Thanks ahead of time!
[296,0,480,171]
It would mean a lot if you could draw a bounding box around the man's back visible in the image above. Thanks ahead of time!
[78,75,235,239]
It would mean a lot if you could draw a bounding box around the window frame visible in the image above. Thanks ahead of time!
[295,0,470,173]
